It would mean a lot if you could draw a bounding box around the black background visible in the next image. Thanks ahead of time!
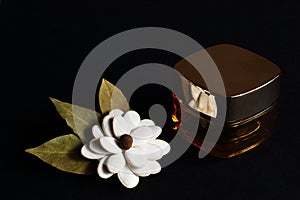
[1,0,300,199]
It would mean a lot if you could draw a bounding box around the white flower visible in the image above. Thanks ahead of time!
[81,109,170,188]
[188,84,217,118]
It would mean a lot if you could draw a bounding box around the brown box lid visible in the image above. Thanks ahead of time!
[175,44,280,122]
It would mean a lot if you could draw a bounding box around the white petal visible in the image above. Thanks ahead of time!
[129,160,161,177]
[149,125,162,140]
[106,153,126,173]
[92,125,104,138]
[129,164,151,177]
[123,110,140,130]
[191,84,202,101]
[109,109,124,117]
[139,119,155,127]
[132,138,148,147]
[148,160,161,174]
[89,138,109,155]
[97,156,113,179]
[81,145,105,159]
[113,116,131,138]
[102,115,113,137]
[125,148,148,168]
[149,139,170,155]
[100,137,122,154]
[139,143,162,160]
[130,126,155,140]
[117,165,139,188]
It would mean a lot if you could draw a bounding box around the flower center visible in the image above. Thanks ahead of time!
[119,134,133,150]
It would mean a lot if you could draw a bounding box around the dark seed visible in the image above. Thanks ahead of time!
[119,134,133,150]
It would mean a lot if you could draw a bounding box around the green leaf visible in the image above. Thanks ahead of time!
[50,97,100,142]
[25,134,96,175]
[99,79,130,115]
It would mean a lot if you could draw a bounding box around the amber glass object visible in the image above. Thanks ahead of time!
[173,44,281,158]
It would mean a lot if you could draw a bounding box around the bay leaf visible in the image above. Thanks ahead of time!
[25,134,96,175]
[50,97,100,143]
[99,79,130,115]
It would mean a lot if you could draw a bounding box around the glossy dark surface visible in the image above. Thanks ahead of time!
[1,1,300,199]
